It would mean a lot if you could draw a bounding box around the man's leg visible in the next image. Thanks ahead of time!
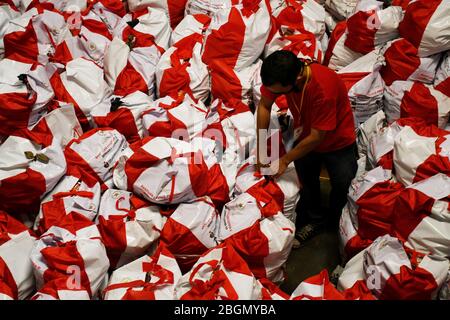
[323,143,358,227]
[294,152,324,247]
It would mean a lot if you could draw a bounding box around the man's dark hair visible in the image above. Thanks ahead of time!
[261,50,304,87]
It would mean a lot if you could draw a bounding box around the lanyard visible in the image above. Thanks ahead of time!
[291,63,312,126]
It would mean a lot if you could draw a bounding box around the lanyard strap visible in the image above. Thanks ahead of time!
[291,64,312,125]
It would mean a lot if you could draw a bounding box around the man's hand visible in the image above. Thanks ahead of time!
[269,156,290,179]
[256,96,274,174]
[255,160,270,173]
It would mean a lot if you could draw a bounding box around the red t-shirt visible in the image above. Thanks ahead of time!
[261,63,356,153]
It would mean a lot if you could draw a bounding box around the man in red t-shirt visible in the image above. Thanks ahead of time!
[257,50,357,248]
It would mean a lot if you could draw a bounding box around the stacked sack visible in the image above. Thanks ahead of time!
[1,0,450,301]
[0,0,309,300]
[324,0,450,134]
[338,114,450,298]
[325,0,450,299]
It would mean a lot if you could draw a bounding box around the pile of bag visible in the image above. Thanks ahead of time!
[1,0,450,300]
[0,0,303,300]
[338,112,450,299]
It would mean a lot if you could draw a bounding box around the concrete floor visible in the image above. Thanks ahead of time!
[280,172,342,295]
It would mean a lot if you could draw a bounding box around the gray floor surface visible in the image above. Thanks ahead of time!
[280,178,342,295]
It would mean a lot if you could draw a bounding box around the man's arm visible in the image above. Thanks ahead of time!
[285,128,326,163]
[272,128,326,178]
[256,95,274,169]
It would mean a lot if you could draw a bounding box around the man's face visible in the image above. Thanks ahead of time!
[265,82,297,95]
[265,69,304,95]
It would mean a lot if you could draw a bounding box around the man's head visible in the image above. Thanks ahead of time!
[261,50,305,94]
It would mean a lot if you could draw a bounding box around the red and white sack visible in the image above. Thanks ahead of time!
[30,212,110,297]
[203,99,256,154]
[21,103,83,149]
[391,0,413,10]
[49,0,125,66]
[85,0,126,31]
[210,59,262,106]
[0,58,54,136]
[384,81,450,129]
[103,36,161,97]
[398,0,450,57]
[366,118,415,170]
[31,277,91,300]
[218,192,295,282]
[2,8,72,64]
[39,0,87,11]
[337,50,385,126]
[268,0,326,40]
[113,7,171,51]
[380,39,441,87]
[324,0,359,21]
[392,173,450,258]
[185,0,237,16]
[113,137,231,206]
[51,25,111,68]
[64,128,128,190]
[258,277,290,300]
[96,189,166,269]
[290,269,374,300]
[234,162,300,223]
[344,1,403,55]
[88,0,125,24]
[201,0,271,71]
[260,282,297,300]
[65,6,119,62]
[357,110,387,158]
[0,211,36,300]
[0,4,20,59]
[339,166,403,260]
[339,204,373,262]
[50,57,112,130]
[0,136,66,216]
[156,34,209,102]
[323,20,343,65]
[159,197,219,273]
[265,29,324,63]
[34,173,102,235]
[267,0,287,17]
[345,166,402,230]
[174,244,264,300]
[338,234,449,300]
[142,93,208,140]
[2,8,40,61]
[91,91,152,144]
[434,50,450,96]
[393,125,450,186]
[171,13,210,45]
[42,0,125,18]
[103,245,181,300]
[127,0,187,29]
[325,21,363,71]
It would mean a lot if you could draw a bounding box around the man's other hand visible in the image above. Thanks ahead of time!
[269,156,290,179]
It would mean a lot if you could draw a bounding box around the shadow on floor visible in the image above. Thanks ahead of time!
[280,174,342,295]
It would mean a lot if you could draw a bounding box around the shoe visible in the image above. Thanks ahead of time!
[294,223,323,247]
[329,265,344,286]
[292,238,301,249]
